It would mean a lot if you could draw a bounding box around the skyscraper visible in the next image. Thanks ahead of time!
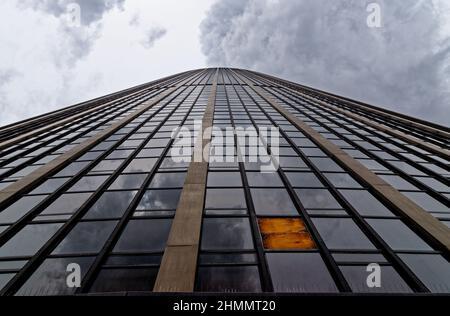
[0,68,448,295]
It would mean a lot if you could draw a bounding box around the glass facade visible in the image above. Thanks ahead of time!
[0,68,448,295]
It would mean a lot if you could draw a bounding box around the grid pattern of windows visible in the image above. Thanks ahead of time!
[0,68,448,295]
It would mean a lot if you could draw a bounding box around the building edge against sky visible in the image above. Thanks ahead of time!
[0,68,448,295]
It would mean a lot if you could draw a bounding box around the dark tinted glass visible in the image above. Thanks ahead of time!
[90,268,158,293]
[0,196,47,224]
[83,191,137,219]
[52,221,117,255]
[286,172,323,188]
[251,189,298,216]
[197,266,261,292]
[205,189,246,209]
[113,219,172,253]
[324,173,362,188]
[136,190,181,210]
[201,218,254,250]
[312,218,376,250]
[267,253,338,293]
[246,172,284,187]
[339,190,394,217]
[207,172,242,187]
[30,178,69,194]
[295,189,341,209]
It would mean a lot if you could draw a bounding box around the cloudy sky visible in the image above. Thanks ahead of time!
[1,0,449,127]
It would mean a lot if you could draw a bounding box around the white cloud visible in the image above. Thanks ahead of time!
[200,0,450,125]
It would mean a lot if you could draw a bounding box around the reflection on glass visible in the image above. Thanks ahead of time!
[54,162,90,177]
[109,174,147,190]
[202,218,254,250]
[68,176,109,192]
[42,193,92,216]
[399,254,450,293]
[205,189,246,210]
[207,172,242,187]
[246,172,283,187]
[136,190,181,210]
[113,219,172,253]
[123,158,157,174]
[309,158,343,172]
[52,221,117,255]
[324,173,362,189]
[339,190,393,217]
[84,191,137,219]
[340,266,411,293]
[30,178,70,195]
[402,192,448,212]
[199,254,257,265]
[197,266,261,292]
[258,218,316,250]
[367,219,432,251]
[267,253,338,293]
[312,218,376,250]
[0,196,47,224]
[286,172,323,188]
[0,223,62,257]
[295,189,341,209]
[251,189,298,216]
[149,173,187,189]
[90,268,159,293]
[16,257,94,295]
[90,160,124,174]
[0,274,15,291]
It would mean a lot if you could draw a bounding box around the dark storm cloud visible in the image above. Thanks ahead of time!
[200,0,450,125]
[19,0,125,25]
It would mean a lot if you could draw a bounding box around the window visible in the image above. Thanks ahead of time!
[258,218,316,250]
[68,176,109,192]
[207,172,242,187]
[246,172,284,187]
[339,190,394,217]
[0,223,63,257]
[0,196,47,224]
[201,218,254,250]
[312,218,376,250]
[90,268,158,293]
[340,265,411,293]
[251,189,298,216]
[54,162,90,177]
[324,173,362,189]
[123,158,158,174]
[30,178,70,195]
[109,174,147,190]
[267,253,338,293]
[149,173,187,189]
[310,158,343,172]
[83,191,137,219]
[52,221,117,255]
[402,192,448,212]
[295,189,341,209]
[196,266,261,292]
[205,189,247,210]
[41,193,92,215]
[90,160,124,174]
[286,172,323,188]
[367,219,432,251]
[136,190,181,210]
[113,219,172,253]
[16,257,95,295]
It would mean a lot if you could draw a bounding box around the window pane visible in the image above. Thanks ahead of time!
[207,172,242,187]
[251,189,298,216]
[30,178,70,195]
[201,218,254,250]
[312,218,376,250]
[68,176,109,192]
[41,193,92,215]
[83,191,137,219]
[0,223,62,257]
[339,190,394,217]
[149,173,187,189]
[113,219,172,253]
[399,254,450,293]
[246,172,284,187]
[295,189,341,209]
[16,257,94,296]
[197,266,261,292]
[53,221,117,255]
[109,174,147,190]
[340,265,411,293]
[258,218,316,250]
[286,172,323,188]
[136,190,181,210]
[324,173,362,188]
[402,192,448,212]
[367,219,432,251]
[205,189,246,210]
[90,268,158,293]
[267,253,338,293]
[0,196,47,224]
[123,158,157,174]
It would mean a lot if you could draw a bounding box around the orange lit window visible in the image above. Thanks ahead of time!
[258,218,316,250]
